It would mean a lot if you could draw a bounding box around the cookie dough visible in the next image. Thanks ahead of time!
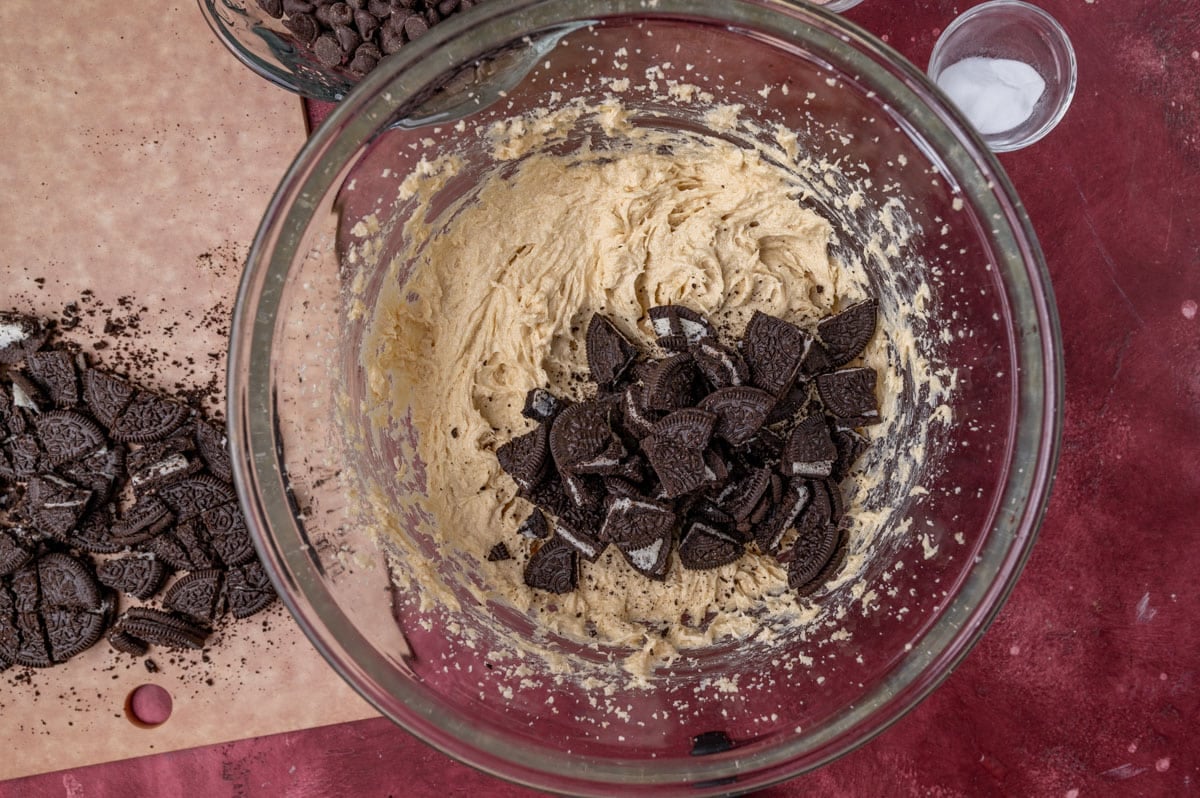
[359,102,939,676]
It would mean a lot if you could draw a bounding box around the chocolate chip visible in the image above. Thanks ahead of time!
[283,0,315,14]
[379,24,406,54]
[348,42,381,74]
[517,508,550,540]
[0,312,49,365]
[97,556,167,602]
[354,9,380,39]
[224,561,276,619]
[486,542,511,562]
[817,298,877,367]
[523,536,578,594]
[163,569,226,625]
[26,350,79,408]
[312,32,345,65]
[697,386,773,446]
[816,367,880,426]
[33,410,105,466]
[403,13,428,39]
[678,521,743,571]
[742,310,808,396]
[586,315,637,388]
[644,353,697,411]
[784,415,837,478]
[83,368,135,428]
[496,423,550,491]
[284,12,321,44]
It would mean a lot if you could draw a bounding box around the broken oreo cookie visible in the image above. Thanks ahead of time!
[491,301,879,597]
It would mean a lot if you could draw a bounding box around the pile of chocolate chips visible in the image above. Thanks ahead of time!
[491,300,881,597]
[256,0,488,75]
[0,312,274,670]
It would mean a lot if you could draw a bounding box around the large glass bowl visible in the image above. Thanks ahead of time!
[228,1,1062,794]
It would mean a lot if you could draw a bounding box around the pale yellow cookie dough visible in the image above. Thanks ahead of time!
[358,102,947,678]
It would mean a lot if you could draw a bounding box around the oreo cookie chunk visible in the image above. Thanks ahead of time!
[678,521,743,571]
[831,427,869,482]
[523,536,578,594]
[68,506,125,554]
[649,408,716,450]
[109,390,190,443]
[111,495,174,545]
[691,340,749,389]
[521,387,568,424]
[816,368,881,426]
[224,561,276,619]
[157,475,237,521]
[817,298,877,367]
[586,315,636,388]
[127,435,203,493]
[0,528,35,576]
[643,354,698,411]
[97,556,167,601]
[26,474,92,538]
[33,411,106,466]
[641,435,708,499]
[648,306,714,351]
[0,312,50,365]
[753,479,811,554]
[56,444,125,505]
[549,400,621,474]
[199,501,256,567]
[794,529,849,598]
[698,387,773,446]
[741,311,809,396]
[517,508,551,540]
[83,368,135,428]
[496,424,551,491]
[26,350,80,408]
[486,542,511,562]
[193,418,233,483]
[163,569,226,625]
[114,606,209,650]
[784,415,837,478]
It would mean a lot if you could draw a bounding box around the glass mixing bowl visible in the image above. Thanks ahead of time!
[228,1,1063,794]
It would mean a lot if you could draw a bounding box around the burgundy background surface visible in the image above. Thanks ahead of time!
[5,1,1198,796]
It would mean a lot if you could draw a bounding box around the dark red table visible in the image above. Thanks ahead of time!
[5,2,1197,796]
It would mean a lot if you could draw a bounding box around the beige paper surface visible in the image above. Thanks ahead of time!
[0,3,377,779]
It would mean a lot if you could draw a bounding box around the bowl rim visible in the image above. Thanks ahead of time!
[228,1,1064,794]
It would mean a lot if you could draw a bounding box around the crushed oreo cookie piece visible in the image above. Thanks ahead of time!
[586,315,636,388]
[490,300,879,595]
[0,310,278,670]
[817,298,878,367]
[816,367,881,426]
[97,556,167,602]
[162,569,226,625]
[523,536,578,594]
[517,508,551,540]
[486,542,511,562]
[115,606,208,651]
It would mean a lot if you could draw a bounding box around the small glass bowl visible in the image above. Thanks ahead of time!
[928,0,1077,152]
